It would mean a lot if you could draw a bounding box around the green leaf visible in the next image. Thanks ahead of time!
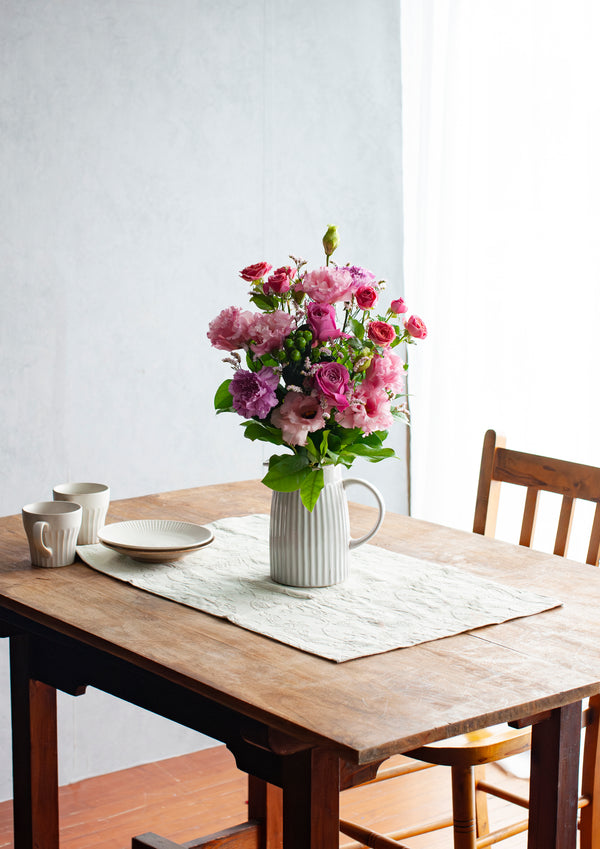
[360,433,384,448]
[250,292,278,312]
[327,433,341,453]
[346,445,396,461]
[262,454,311,492]
[214,379,233,411]
[300,468,324,512]
[243,421,284,446]
[350,317,365,340]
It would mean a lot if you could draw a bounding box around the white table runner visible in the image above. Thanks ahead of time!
[77,514,561,662]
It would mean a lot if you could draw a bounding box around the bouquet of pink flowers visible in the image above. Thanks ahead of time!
[207,227,427,511]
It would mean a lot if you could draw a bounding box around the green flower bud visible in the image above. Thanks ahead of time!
[322,225,339,258]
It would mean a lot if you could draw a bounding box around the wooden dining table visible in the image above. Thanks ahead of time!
[1,480,600,849]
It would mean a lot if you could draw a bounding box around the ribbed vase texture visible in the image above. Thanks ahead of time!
[270,468,350,587]
[31,526,80,568]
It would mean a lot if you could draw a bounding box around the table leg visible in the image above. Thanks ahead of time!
[279,749,339,849]
[527,701,581,849]
[248,776,283,848]
[9,635,59,849]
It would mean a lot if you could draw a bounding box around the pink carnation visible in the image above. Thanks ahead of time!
[297,267,354,303]
[363,349,405,394]
[249,310,295,357]
[335,387,394,435]
[270,393,326,446]
[207,306,254,351]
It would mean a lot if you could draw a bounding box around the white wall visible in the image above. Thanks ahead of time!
[0,1,405,800]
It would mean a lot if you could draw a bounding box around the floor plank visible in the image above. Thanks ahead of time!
[0,746,529,849]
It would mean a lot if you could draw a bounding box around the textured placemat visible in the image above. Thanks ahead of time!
[77,514,561,662]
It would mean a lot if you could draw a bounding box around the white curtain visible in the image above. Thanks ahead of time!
[402,0,600,557]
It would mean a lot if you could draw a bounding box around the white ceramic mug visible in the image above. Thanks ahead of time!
[53,482,110,545]
[22,501,83,567]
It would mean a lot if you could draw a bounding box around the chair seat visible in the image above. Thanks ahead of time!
[406,724,531,769]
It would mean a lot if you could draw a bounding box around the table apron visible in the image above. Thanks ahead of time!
[1,610,336,789]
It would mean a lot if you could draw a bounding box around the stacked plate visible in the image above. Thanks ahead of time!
[98,519,214,563]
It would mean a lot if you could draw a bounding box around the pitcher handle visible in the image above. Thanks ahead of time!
[342,478,385,550]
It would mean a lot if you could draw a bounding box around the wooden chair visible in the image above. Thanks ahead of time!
[340,429,600,849]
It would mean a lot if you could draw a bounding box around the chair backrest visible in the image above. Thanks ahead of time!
[473,429,600,566]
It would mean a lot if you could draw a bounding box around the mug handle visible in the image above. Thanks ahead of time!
[33,521,53,557]
[342,478,385,550]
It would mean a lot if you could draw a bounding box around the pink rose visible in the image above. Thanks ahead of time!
[264,266,293,295]
[355,285,378,310]
[240,261,272,282]
[367,320,396,347]
[249,311,295,357]
[405,315,428,339]
[314,362,350,411]
[270,392,326,446]
[335,386,394,435]
[207,306,254,351]
[306,302,343,342]
[390,298,407,314]
[297,267,354,303]
[364,349,405,394]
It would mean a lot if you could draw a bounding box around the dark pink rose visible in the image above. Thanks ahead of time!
[306,302,343,342]
[355,285,378,310]
[240,261,272,282]
[367,320,396,347]
[315,362,350,411]
[390,297,408,314]
[264,266,293,295]
[405,315,428,339]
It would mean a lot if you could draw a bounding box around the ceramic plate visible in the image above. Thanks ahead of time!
[98,520,214,562]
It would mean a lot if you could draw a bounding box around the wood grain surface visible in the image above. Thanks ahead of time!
[1,481,600,765]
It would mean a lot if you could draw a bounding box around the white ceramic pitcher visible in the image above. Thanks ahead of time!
[269,466,385,587]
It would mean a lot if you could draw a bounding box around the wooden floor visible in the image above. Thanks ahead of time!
[0,745,530,849]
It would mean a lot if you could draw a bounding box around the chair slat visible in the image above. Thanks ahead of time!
[554,495,575,557]
[587,503,600,567]
[493,447,600,501]
[519,487,539,547]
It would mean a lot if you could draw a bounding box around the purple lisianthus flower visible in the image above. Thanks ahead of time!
[230,367,279,419]
[344,265,377,291]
